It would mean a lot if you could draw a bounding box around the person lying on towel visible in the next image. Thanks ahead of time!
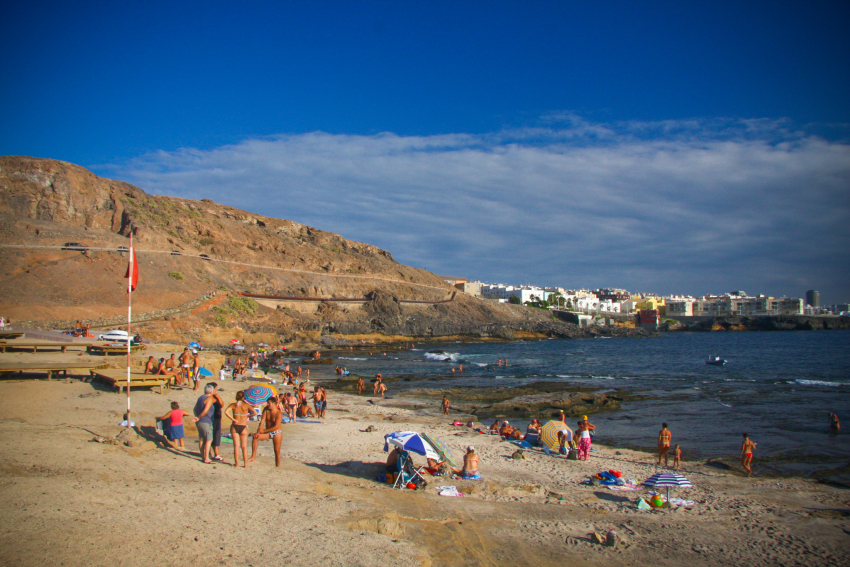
[451,446,480,479]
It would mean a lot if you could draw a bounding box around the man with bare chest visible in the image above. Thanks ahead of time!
[249,397,283,467]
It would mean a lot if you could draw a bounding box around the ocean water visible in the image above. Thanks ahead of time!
[327,331,850,478]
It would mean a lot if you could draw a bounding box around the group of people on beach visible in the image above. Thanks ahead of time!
[158,382,329,467]
[145,347,202,390]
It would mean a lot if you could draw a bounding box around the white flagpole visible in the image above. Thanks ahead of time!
[126,233,133,431]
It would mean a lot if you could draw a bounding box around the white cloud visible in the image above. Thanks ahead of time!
[96,118,850,303]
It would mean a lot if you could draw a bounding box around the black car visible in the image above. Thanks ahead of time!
[171,250,182,256]
[117,245,129,252]
[199,253,211,261]
[61,242,87,251]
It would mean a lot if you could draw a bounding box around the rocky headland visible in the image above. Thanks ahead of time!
[0,156,654,345]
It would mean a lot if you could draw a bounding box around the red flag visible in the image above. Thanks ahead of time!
[124,246,139,291]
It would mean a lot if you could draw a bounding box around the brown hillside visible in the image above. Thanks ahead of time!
[0,156,645,343]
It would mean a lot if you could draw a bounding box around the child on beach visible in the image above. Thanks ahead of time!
[157,402,191,449]
[673,444,681,469]
[442,397,450,415]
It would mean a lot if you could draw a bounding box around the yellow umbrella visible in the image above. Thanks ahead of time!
[540,420,573,451]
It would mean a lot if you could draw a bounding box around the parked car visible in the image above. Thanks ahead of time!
[62,242,88,251]
[171,250,182,256]
[97,330,130,342]
[199,254,211,261]
[117,245,129,252]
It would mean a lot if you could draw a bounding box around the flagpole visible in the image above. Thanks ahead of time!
[126,233,133,431]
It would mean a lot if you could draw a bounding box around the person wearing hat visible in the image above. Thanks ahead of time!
[576,415,596,460]
[451,446,479,478]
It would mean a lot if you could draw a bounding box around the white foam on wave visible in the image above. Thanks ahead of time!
[337,357,367,360]
[793,379,843,387]
[424,352,460,362]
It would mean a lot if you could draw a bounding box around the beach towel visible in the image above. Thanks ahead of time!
[607,485,642,491]
[436,486,465,497]
[669,498,695,507]
[456,473,481,480]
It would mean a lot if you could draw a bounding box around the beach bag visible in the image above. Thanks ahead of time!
[377,472,387,483]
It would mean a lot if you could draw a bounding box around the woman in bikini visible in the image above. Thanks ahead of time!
[224,391,255,468]
[740,433,757,477]
[451,446,479,478]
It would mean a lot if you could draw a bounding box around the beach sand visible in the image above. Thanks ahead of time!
[0,358,848,566]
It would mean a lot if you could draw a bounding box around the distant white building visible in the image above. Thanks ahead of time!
[480,284,546,304]
[667,294,803,316]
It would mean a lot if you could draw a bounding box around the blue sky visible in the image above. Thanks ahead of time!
[2,1,849,303]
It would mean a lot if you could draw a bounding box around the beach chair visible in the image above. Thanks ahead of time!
[393,450,426,489]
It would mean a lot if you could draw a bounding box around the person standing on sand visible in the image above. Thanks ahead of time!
[673,444,682,469]
[223,391,255,468]
[249,396,283,467]
[658,423,672,466]
[378,382,387,399]
[191,350,201,391]
[208,383,225,461]
[741,433,757,477]
[193,384,217,464]
[577,416,596,460]
[157,401,190,449]
[442,396,450,415]
[179,348,192,387]
[357,377,364,395]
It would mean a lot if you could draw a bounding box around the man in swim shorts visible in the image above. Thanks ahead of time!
[658,423,672,466]
[179,348,192,387]
[740,433,756,477]
[249,396,283,467]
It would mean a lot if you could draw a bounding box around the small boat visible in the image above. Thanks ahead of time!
[706,356,727,366]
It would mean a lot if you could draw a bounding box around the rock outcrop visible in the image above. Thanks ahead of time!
[0,156,654,342]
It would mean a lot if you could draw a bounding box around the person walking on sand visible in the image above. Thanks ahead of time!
[192,384,217,464]
[741,433,757,477]
[442,396,450,415]
[577,416,596,460]
[249,396,283,467]
[658,423,672,466]
[223,391,255,468]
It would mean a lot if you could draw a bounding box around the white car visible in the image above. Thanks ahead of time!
[97,330,130,342]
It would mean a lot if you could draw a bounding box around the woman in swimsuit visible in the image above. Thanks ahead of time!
[224,391,255,468]
[451,446,479,478]
[740,433,757,477]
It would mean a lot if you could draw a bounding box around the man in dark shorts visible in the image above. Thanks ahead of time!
[193,384,217,464]
[208,383,225,461]
[249,396,283,467]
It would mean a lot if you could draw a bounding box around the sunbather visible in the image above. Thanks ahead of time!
[451,446,479,478]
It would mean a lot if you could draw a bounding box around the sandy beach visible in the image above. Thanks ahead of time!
[0,345,848,567]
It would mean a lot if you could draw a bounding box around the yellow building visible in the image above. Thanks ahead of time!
[636,297,666,315]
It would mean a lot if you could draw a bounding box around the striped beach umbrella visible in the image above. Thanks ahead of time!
[243,384,277,405]
[383,431,441,461]
[540,420,572,451]
[422,433,458,468]
[643,472,693,501]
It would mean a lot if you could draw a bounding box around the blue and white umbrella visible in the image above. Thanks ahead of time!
[643,472,692,501]
[197,367,214,378]
[383,431,441,460]
[189,342,201,350]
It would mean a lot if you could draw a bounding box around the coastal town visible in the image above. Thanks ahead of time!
[443,278,848,319]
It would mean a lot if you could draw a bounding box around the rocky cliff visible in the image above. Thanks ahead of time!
[0,156,653,343]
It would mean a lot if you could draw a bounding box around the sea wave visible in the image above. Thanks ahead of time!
[792,379,844,387]
[337,357,367,360]
[424,352,460,362]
